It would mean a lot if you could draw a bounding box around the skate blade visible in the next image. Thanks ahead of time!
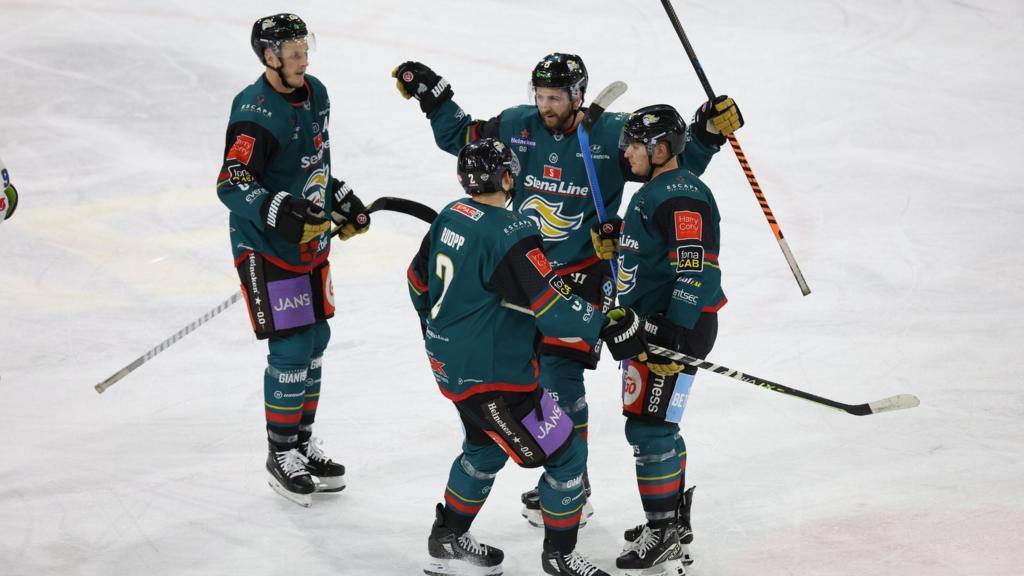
[267,478,313,508]
[313,475,346,493]
[424,557,503,576]
[621,558,685,576]
[520,501,593,528]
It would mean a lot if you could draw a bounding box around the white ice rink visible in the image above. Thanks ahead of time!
[1,1,1022,575]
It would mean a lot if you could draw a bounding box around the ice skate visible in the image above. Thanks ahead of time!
[299,436,346,493]
[266,448,315,507]
[424,503,503,576]
[624,486,694,565]
[617,524,685,576]
[541,543,609,576]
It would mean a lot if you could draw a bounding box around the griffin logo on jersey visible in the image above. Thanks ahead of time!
[616,256,639,295]
[520,195,584,242]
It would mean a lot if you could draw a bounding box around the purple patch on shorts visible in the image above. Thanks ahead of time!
[267,275,315,330]
[521,391,572,456]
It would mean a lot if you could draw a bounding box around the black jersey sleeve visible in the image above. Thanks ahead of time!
[652,195,722,329]
[216,121,282,226]
[489,236,604,342]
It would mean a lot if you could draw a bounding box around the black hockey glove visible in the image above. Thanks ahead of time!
[692,95,744,148]
[392,61,454,115]
[261,191,330,244]
[643,314,688,377]
[330,181,371,240]
[600,306,649,361]
[2,183,17,220]
[590,216,622,261]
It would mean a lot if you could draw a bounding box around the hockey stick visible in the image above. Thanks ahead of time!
[659,0,811,297]
[94,196,437,394]
[645,343,919,416]
[577,80,628,277]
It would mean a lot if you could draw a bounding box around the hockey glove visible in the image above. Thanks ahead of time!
[590,216,622,261]
[2,183,16,220]
[601,306,649,361]
[330,181,371,240]
[643,313,688,377]
[262,191,330,244]
[692,95,744,148]
[392,61,454,115]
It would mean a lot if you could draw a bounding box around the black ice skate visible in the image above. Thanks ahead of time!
[617,524,685,576]
[541,544,609,576]
[521,472,593,528]
[299,437,346,493]
[623,486,695,565]
[424,503,503,576]
[266,448,315,507]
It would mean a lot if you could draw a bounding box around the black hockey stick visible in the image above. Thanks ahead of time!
[365,196,437,224]
[659,0,811,296]
[646,343,920,416]
[94,196,435,394]
[577,80,628,276]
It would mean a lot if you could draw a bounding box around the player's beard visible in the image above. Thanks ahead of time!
[541,108,575,132]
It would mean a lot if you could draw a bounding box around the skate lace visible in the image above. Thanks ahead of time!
[303,437,331,464]
[457,532,487,556]
[563,550,600,576]
[630,526,661,559]
[276,449,309,478]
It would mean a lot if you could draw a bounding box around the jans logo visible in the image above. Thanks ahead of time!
[542,165,562,180]
[526,248,553,276]
[615,255,638,295]
[674,211,702,241]
[303,167,329,209]
[519,195,584,242]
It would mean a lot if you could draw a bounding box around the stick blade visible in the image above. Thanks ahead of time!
[582,81,628,130]
[866,394,920,415]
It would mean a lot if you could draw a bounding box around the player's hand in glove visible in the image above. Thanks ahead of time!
[692,95,744,147]
[600,306,649,361]
[590,216,622,260]
[330,181,370,240]
[643,313,688,377]
[392,61,454,115]
[2,183,17,221]
[262,191,330,244]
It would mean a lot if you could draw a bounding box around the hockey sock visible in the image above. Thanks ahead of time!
[626,419,681,523]
[265,365,307,449]
[539,355,589,441]
[675,432,687,489]
[443,442,506,533]
[539,434,588,553]
[298,322,330,444]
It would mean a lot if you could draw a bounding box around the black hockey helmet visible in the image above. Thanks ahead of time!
[251,13,311,65]
[456,138,520,196]
[531,53,588,102]
[620,104,687,157]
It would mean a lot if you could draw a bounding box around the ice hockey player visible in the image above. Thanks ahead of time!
[216,13,370,507]
[1,157,18,225]
[393,53,742,524]
[612,105,727,576]
[407,138,649,576]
